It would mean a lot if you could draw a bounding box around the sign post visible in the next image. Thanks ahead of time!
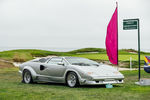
[123,19,140,81]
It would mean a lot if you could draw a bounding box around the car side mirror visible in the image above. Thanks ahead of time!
[57,62,64,66]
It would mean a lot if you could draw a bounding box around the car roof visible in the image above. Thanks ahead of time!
[33,57,85,63]
[64,57,83,59]
[47,56,85,60]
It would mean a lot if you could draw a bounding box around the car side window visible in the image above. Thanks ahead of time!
[62,59,68,66]
[48,57,62,65]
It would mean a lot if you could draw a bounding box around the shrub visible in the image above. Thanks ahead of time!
[12,53,32,62]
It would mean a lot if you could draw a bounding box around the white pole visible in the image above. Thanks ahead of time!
[130,57,132,71]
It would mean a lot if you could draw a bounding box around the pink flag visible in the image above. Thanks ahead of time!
[105,7,118,65]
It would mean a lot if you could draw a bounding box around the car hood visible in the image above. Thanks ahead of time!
[75,64,124,77]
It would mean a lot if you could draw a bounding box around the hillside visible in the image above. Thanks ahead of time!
[0,48,150,68]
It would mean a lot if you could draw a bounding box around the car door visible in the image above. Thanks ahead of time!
[30,61,49,78]
[45,57,67,77]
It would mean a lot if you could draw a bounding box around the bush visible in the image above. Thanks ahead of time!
[12,53,32,62]
[69,48,106,54]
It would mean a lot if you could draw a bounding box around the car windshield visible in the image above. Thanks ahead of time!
[65,57,99,66]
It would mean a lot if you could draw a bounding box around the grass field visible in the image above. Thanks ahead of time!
[0,66,150,100]
[71,53,146,61]
[0,48,150,100]
[0,48,150,68]
[0,48,150,62]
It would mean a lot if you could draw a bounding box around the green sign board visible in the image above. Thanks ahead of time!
[123,19,138,30]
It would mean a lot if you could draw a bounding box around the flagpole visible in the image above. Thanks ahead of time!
[116,2,118,66]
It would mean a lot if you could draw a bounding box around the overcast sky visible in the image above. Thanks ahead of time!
[0,0,149,51]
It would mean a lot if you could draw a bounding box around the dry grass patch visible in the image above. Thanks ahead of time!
[12,53,32,62]
[0,61,14,68]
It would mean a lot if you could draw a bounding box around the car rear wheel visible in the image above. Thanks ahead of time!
[66,72,79,88]
[23,70,33,84]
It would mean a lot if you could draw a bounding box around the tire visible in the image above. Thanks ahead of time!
[22,70,33,84]
[66,72,79,88]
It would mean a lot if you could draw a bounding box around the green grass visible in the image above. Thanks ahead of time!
[1,48,150,61]
[68,48,106,54]
[71,53,147,61]
[0,48,150,68]
[0,49,70,61]
[1,67,150,100]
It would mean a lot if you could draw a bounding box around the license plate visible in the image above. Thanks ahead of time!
[103,80,116,84]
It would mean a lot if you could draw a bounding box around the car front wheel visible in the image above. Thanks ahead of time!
[23,70,33,84]
[66,72,79,88]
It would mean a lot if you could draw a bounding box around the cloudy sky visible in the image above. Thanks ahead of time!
[0,0,149,51]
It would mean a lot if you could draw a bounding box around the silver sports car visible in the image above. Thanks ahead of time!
[19,57,124,87]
